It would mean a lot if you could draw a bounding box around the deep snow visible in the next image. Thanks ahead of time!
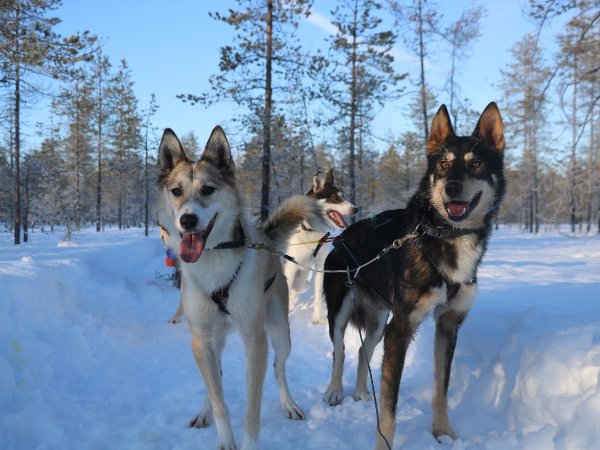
[1,226,599,449]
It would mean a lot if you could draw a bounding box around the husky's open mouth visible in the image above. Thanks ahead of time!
[327,210,348,229]
[445,192,482,222]
[179,213,218,263]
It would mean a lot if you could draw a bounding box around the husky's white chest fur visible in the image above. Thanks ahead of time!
[437,234,484,283]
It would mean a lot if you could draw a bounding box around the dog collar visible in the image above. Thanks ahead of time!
[210,221,247,250]
[419,222,482,239]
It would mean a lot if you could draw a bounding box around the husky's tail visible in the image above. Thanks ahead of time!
[261,195,326,249]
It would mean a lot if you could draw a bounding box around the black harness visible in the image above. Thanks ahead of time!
[335,213,481,305]
[298,222,332,258]
[206,221,276,314]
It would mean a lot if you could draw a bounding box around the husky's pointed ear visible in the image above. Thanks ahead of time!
[473,102,505,153]
[201,126,235,175]
[427,105,455,155]
[325,169,335,185]
[158,128,187,173]
[311,171,326,193]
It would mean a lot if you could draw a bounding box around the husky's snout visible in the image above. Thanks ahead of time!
[180,213,198,231]
[444,180,463,197]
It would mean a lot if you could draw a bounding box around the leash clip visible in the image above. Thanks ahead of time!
[344,267,357,288]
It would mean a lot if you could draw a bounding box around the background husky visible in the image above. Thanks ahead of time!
[284,169,357,324]
[158,126,325,450]
[157,216,185,323]
[322,102,505,449]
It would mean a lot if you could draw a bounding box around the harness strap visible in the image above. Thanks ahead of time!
[336,240,395,307]
[210,260,243,315]
[211,221,246,250]
[312,232,331,257]
[263,272,276,293]
[210,266,278,315]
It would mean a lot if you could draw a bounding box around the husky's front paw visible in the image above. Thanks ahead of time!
[240,436,258,450]
[432,421,458,442]
[352,389,372,401]
[217,442,237,450]
[311,312,327,325]
[323,388,344,406]
[189,411,212,428]
[282,400,305,420]
[216,433,237,450]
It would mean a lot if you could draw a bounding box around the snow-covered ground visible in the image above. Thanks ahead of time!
[1,226,599,450]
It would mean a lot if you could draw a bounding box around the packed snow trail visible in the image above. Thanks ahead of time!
[1,227,599,449]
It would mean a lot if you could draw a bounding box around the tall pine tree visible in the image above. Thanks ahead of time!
[105,59,141,229]
[313,0,405,207]
[178,0,312,221]
[0,0,95,244]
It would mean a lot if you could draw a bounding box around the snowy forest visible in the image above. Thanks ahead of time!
[1,0,599,246]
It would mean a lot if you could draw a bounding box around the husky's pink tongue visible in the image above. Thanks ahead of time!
[180,233,205,263]
[328,210,348,228]
[447,201,468,218]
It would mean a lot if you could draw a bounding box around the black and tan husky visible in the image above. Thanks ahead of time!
[322,102,505,448]
[158,126,325,450]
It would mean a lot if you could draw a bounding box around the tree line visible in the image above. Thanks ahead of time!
[1,0,599,245]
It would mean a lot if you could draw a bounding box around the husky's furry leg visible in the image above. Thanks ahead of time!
[432,283,474,440]
[189,329,226,429]
[353,308,388,401]
[267,274,305,419]
[323,291,354,406]
[376,315,414,450]
[311,248,328,324]
[283,261,302,310]
[191,332,236,450]
[239,325,268,450]
[167,299,184,324]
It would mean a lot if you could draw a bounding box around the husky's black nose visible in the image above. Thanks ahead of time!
[445,181,463,197]
[180,214,198,231]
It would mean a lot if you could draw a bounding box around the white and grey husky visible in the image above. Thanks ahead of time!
[283,169,357,324]
[158,126,325,450]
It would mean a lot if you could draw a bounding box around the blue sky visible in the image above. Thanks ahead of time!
[23,0,562,156]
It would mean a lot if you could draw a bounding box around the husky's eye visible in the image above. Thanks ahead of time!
[171,187,183,197]
[471,159,483,170]
[439,160,450,171]
[201,185,216,196]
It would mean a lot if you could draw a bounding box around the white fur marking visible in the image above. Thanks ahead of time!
[438,234,483,283]
[410,286,446,326]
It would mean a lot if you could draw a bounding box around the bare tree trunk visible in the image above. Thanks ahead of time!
[96,76,103,232]
[348,0,358,207]
[75,102,81,232]
[260,0,273,222]
[118,141,124,229]
[532,114,539,234]
[144,102,151,236]
[23,158,29,243]
[449,44,457,125]
[13,5,21,245]
[570,57,578,233]
[417,0,429,146]
[586,86,595,232]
